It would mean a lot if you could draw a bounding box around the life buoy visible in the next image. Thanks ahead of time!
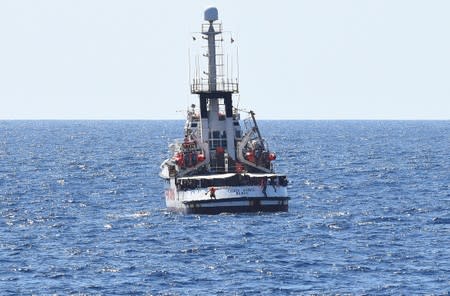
[174,152,184,167]
[245,151,255,162]
[268,152,276,161]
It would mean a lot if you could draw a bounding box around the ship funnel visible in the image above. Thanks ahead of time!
[204,7,218,22]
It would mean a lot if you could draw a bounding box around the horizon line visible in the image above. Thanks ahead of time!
[1,118,449,121]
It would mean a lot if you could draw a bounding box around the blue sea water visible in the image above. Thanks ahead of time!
[0,120,449,295]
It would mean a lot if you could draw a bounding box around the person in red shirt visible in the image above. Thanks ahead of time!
[207,187,216,199]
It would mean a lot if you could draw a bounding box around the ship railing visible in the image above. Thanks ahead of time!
[201,23,222,34]
[191,78,239,94]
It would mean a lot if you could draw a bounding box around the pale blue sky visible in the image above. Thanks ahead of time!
[0,0,449,119]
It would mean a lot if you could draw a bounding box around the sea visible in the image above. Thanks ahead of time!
[0,120,449,295]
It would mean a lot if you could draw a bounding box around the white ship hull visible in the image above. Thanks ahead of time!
[164,176,289,214]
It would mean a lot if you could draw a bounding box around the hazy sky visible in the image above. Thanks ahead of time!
[1,0,449,120]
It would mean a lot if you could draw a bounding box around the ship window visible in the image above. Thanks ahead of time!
[209,140,220,150]
[191,122,197,127]
[209,130,228,151]
[209,139,227,150]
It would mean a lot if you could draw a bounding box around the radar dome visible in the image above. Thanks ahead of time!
[204,7,218,22]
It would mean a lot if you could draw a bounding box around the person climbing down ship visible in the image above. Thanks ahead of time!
[260,177,267,197]
[269,177,277,192]
[206,187,216,199]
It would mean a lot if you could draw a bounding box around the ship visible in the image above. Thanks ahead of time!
[159,7,289,214]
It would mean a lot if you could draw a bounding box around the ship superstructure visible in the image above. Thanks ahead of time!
[160,7,289,214]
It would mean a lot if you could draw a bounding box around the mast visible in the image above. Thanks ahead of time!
[191,7,239,172]
[205,14,218,92]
